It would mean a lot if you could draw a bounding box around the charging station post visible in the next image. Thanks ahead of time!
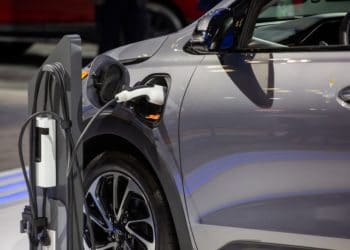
[21,34,168,250]
[26,35,83,250]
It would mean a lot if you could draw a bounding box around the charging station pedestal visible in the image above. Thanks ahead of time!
[28,35,83,250]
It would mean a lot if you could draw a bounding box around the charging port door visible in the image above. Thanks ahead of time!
[28,35,83,250]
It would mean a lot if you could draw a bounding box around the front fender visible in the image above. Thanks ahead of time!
[83,115,194,250]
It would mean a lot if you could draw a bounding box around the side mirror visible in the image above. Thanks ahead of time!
[187,8,234,53]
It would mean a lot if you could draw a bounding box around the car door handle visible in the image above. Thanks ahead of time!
[337,86,350,109]
[338,86,350,103]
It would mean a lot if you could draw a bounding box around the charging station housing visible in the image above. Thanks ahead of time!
[27,35,83,250]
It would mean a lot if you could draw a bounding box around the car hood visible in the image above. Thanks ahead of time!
[105,35,168,64]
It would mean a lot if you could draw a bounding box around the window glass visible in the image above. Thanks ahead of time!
[247,0,350,49]
[259,0,350,21]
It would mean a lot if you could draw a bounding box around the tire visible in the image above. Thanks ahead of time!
[83,151,178,250]
[146,2,183,38]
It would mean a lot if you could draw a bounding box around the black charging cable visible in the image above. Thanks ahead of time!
[66,98,117,178]
[44,63,99,250]
[41,63,88,250]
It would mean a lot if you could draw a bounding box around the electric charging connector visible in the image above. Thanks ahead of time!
[115,84,166,105]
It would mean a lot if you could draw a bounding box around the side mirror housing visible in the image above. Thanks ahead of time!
[187,8,234,53]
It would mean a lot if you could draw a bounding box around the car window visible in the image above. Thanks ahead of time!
[259,0,350,21]
[245,0,350,49]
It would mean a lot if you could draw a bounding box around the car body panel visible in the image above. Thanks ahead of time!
[85,23,204,167]
[180,51,350,249]
[109,36,168,63]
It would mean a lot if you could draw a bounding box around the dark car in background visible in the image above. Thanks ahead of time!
[0,0,202,52]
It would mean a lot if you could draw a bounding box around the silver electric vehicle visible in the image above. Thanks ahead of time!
[81,0,350,249]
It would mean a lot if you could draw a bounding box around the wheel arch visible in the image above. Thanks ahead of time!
[83,117,194,250]
[83,134,147,169]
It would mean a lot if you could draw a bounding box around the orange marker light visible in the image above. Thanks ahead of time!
[145,114,161,121]
[81,70,89,79]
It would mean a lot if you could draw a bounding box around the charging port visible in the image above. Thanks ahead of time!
[129,74,169,126]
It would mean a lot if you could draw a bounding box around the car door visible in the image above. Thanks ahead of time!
[180,0,350,249]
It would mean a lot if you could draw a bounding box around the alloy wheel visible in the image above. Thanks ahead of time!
[83,171,156,250]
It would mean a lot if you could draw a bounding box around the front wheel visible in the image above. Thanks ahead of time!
[83,152,178,250]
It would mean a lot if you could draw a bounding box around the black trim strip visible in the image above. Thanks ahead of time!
[219,241,330,250]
